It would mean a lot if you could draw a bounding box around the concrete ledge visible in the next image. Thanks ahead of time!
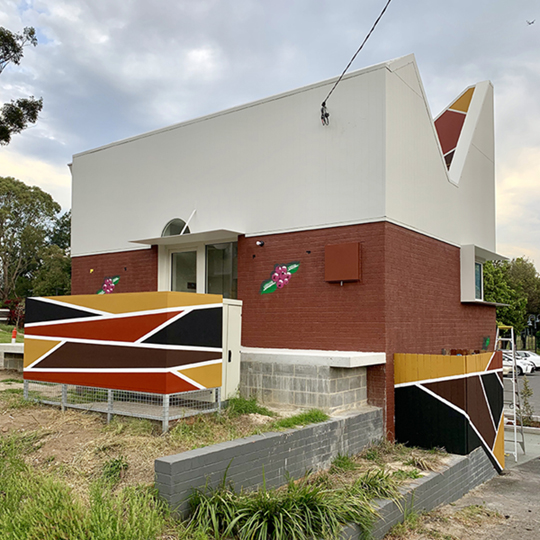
[241,347,386,368]
[0,343,24,354]
[156,407,383,515]
[343,447,498,539]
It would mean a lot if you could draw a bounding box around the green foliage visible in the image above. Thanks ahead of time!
[392,469,422,481]
[330,453,358,473]
[226,395,274,418]
[271,409,329,429]
[483,260,528,332]
[0,26,42,145]
[188,474,380,540]
[32,245,71,296]
[520,376,535,426]
[102,456,129,483]
[0,433,170,540]
[0,176,61,301]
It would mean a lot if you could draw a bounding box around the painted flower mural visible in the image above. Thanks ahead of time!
[97,276,120,295]
[260,262,300,294]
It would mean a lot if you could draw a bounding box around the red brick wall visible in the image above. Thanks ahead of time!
[237,223,387,351]
[237,222,497,436]
[71,247,158,295]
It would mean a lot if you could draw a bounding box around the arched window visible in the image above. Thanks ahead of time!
[162,218,190,237]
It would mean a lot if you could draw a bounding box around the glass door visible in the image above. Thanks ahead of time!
[171,251,197,292]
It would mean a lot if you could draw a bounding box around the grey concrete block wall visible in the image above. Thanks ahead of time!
[342,447,498,540]
[155,407,383,515]
[0,344,24,371]
[240,357,367,414]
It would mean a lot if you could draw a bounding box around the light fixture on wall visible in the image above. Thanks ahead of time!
[256,241,265,247]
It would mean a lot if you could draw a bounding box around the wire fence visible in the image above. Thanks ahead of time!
[23,380,221,432]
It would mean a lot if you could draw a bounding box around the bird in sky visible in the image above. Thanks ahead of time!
[526,19,535,25]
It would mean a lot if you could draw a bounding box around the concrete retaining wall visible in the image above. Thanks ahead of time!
[240,348,385,413]
[344,446,498,539]
[155,407,383,514]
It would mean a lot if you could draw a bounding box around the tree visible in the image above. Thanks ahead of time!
[32,245,71,297]
[0,176,60,302]
[0,26,42,145]
[505,257,540,315]
[483,260,527,332]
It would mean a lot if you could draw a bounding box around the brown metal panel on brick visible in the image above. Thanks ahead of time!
[324,242,361,282]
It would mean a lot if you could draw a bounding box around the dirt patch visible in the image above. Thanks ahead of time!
[0,371,285,500]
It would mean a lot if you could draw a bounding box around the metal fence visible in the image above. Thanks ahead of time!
[23,380,221,432]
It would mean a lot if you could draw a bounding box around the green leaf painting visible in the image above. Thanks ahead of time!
[260,262,300,295]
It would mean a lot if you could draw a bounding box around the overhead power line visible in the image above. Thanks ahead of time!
[321,0,394,126]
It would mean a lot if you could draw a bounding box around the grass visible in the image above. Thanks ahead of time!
[102,456,129,483]
[270,409,329,429]
[1,378,23,384]
[226,395,275,418]
[0,323,24,343]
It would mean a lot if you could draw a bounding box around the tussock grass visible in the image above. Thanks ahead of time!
[270,409,329,429]
[226,396,275,418]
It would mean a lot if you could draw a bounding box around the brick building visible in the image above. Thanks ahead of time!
[70,54,503,434]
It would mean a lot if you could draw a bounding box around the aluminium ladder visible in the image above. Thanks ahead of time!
[496,325,526,462]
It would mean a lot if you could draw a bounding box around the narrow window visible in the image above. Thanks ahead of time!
[206,242,238,299]
[171,251,197,292]
[475,262,483,300]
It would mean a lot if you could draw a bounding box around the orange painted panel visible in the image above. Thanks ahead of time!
[23,338,62,368]
[26,310,182,343]
[449,87,475,113]
[24,371,198,394]
[48,291,222,314]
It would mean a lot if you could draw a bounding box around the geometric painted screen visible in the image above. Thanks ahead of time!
[434,86,475,169]
[394,351,504,472]
[24,291,224,395]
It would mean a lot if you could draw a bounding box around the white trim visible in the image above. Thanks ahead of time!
[25,302,222,329]
[31,296,110,316]
[170,370,205,390]
[25,359,222,374]
[23,334,221,353]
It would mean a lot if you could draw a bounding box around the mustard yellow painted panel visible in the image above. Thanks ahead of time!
[24,338,62,368]
[492,418,505,470]
[395,353,468,384]
[179,362,222,389]
[47,291,223,314]
[465,353,491,374]
[450,87,475,113]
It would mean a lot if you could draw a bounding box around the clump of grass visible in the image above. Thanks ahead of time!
[188,474,380,540]
[226,396,274,418]
[392,469,422,481]
[0,432,171,539]
[404,455,438,472]
[0,387,23,395]
[330,453,358,473]
[348,468,401,501]
[271,409,329,429]
[456,504,501,525]
[102,456,129,483]
[1,378,23,384]
[103,416,157,436]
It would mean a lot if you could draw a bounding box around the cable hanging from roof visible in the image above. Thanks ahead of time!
[320,0,394,126]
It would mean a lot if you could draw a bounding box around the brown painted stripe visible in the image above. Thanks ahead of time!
[434,109,466,155]
[466,375,496,449]
[32,341,221,369]
[423,378,467,411]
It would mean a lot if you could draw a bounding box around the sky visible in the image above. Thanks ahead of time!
[0,0,539,264]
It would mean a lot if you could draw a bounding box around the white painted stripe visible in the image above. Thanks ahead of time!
[25,360,222,374]
[394,368,503,388]
[24,340,66,370]
[29,297,110,316]
[25,302,223,328]
[23,334,221,353]
[479,375,496,432]
[417,384,502,470]
[170,370,205,390]
[134,309,191,343]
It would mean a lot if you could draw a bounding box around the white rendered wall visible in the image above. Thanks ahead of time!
[71,64,388,256]
[384,58,496,252]
[71,54,496,257]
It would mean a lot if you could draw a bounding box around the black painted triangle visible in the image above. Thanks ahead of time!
[25,298,102,324]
